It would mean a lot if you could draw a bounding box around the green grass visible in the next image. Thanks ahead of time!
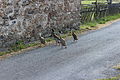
[0,52,9,56]
[45,38,54,42]
[97,14,120,24]
[10,41,26,52]
[10,41,39,52]
[81,14,120,30]
[80,25,90,29]
[61,34,67,38]
[81,0,120,4]
[80,21,97,30]
[26,43,38,47]
[113,64,120,70]
[4,41,38,54]
[86,21,97,27]
[97,75,120,80]
[82,1,94,4]
[97,65,120,80]
[0,41,39,56]
[81,0,107,4]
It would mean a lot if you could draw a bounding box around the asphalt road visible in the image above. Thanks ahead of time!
[1,21,120,80]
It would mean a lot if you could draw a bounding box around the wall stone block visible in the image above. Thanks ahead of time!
[0,0,81,48]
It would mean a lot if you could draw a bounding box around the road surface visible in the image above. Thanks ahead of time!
[1,21,120,80]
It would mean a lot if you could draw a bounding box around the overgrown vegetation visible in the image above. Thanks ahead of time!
[10,41,39,52]
[0,52,9,56]
[81,14,120,29]
[97,75,120,80]
[0,41,40,56]
[81,0,120,4]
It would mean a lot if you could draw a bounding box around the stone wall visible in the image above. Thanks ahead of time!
[0,0,81,47]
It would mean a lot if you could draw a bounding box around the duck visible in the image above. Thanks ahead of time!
[51,29,61,46]
[53,33,61,46]
[59,37,67,48]
[38,33,46,45]
[72,31,78,42]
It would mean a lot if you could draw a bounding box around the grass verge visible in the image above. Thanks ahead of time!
[81,0,107,4]
[97,64,120,80]
[97,75,120,80]
[81,14,120,30]
[0,41,40,56]
[113,64,120,70]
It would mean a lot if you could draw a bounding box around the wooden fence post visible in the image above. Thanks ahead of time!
[109,0,112,4]
[107,0,112,4]
[95,0,98,19]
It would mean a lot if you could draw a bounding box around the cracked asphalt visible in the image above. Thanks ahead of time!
[1,20,120,80]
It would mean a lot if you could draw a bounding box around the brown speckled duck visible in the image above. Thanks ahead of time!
[38,33,46,45]
[59,37,67,49]
[72,31,78,42]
